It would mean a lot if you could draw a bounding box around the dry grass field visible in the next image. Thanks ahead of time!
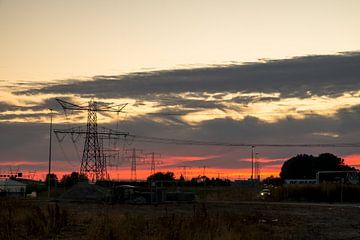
[1,196,360,240]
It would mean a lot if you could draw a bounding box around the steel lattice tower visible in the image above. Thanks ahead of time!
[150,153,155,176]
[124,148,143,182]
[55,98,128,182]
[146,152,161,176]
[130,148,137,181]
[80,101,106,181]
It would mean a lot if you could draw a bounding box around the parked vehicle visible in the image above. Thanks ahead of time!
[260,188,271,199]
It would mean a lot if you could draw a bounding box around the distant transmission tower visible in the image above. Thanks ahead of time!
[125,148,144,181]
[131,149,137,181]
[178,165,191,180]
[55,99,128,181]
[146,152,161,176]
[254,153,261,181]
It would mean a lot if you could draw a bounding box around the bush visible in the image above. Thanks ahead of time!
[0,199,67,239]
[270,183,360,202]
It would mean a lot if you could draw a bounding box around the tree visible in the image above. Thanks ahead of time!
[262,176,283,186]
[147,171,175,182]
[179,174,185,182]
[280,153,356,180]
[45,173,58,187]
[60,172,88,187]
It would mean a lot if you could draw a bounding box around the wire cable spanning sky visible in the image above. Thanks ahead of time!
[128,135,360,148]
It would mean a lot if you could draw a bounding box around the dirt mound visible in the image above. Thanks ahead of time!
[59,182,109,202]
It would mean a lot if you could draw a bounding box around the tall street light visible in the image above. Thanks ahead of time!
[48,108,53,200]
[251,146,255,180]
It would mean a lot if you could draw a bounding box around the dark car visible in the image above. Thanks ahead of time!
[260,188,271,199]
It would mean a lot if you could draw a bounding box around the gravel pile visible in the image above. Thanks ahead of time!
[59,182,109,202]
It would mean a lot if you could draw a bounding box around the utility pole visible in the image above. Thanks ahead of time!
[48,108,53,200]
[251,146,254,180]
[340,178,344,203]
[202,165,207,202]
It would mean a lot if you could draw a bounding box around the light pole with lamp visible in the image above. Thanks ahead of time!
[47,108,53,200]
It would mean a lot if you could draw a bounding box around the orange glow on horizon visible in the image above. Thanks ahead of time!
[343,154,360,167]
[29,165,283,181]
[7,154,360,181]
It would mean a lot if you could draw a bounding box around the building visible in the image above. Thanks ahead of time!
[233,179,260,187]
[0,178,26,196]
[316,171,360,184]
[284,179,316,185]
[0,172,23,179]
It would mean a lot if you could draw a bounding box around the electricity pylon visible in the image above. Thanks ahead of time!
[178,165,191,180]
[146,152,161,176]
[55,99,128,181]
[124,148,144,181]
[81,101,105,180]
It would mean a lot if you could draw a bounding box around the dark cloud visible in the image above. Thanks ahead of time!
[0,113,49,121]
[0,102,21,112]
[16,52,360,100]
[0,96,84,121]
[3,52,359,122]
[154,95,224,110]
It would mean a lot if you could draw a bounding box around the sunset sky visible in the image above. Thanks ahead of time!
[1,0,360,180]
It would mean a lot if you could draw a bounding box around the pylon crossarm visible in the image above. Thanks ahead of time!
[56,98,128,113]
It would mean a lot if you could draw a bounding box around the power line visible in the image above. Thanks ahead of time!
[55,131,360,155]
[123,134,360,148]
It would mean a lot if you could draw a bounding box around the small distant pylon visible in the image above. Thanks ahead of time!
[125,148,143,181]
[146,152,161,176]
[131,149,137,181]
[202,165,207,177]
[255,162,261,180]
[254,153,261,181]
[178,165,191,180]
